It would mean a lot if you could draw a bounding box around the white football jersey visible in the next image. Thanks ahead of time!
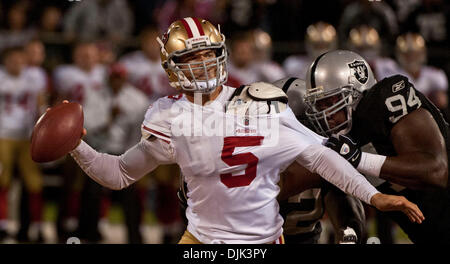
[283,55,313,79]
[120,51,177,102]
[105,84,149,154]
[53,65,111,132]
[0,67,46,139]
[141,85,325,243]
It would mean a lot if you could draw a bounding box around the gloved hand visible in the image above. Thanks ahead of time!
[325,134,362,168]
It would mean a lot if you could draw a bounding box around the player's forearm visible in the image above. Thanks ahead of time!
[70,140,158,190]
[379,152,448,189]
[297,145,380,205]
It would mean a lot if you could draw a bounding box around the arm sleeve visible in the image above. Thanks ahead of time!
[278,107,379,204]
[70,137,175,190]
[296,144,380,205]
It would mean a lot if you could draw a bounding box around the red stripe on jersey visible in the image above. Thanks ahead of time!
[272,235,284,244]
[160,138,170,144]
[181,19,193,38]
[193,18,205,36]
[143,126,171,139]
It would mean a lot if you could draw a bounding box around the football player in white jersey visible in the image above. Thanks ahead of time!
[100,63,150,243]
[388,33,447,111]
[283,22,338,79]
[15,39,50,243]
[252,29,286,83]
[120,26,177,102]
[62,17,423,244]
[0,47,46,242]
[53,42,110,242]
[54,42,111,142]
[227,31,261,86]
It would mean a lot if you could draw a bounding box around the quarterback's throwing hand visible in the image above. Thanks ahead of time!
[325,134,362,168]
[370,193,425,224]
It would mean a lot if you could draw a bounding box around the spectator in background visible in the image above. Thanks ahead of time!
[283,22,338,79]
[338,0,398,54]
[155,0,219,32]
[25,39,46,69]
[394,0,449,49]
[226,31,260,86]
[220,0,270,35]
[252,29,285,82]
[38,6,63,42]
[0,4,36,53]
[53,42,110,243]
[127,0,161,35]
[120,26,177,102]
[0,47,46,243]
[37,6,69,74]
[63,0,133,44]
[96,40,117,66]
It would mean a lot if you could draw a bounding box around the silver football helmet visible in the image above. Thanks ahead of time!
[304,50,377,136]
[272,77,308,119]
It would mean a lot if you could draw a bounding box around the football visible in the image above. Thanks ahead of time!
[31,102,84,163]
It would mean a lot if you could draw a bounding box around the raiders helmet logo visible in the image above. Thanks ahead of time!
[348,60,368,84]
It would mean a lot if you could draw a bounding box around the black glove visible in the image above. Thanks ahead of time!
[325,134,362,168]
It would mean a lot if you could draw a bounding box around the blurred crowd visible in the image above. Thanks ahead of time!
[0,0,448,244]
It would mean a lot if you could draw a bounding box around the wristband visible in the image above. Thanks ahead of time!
[356,152,387,177]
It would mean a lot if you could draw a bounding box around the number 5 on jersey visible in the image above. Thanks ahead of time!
[220,136,264,188]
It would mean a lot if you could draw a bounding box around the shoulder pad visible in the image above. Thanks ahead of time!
[226,83,288,116]
[247,82,288,103]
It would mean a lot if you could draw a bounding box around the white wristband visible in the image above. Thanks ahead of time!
[356,152,387,178]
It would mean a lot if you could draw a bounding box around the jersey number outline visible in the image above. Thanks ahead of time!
[385,86,422,123]
[220,136,264,188]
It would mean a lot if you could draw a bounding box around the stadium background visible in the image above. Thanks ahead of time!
[0,0,448,244]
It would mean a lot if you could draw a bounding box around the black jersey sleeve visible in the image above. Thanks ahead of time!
[357,75,423,133]
[380,75,422,125]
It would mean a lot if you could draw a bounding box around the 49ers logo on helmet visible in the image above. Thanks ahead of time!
[348,60,368,84]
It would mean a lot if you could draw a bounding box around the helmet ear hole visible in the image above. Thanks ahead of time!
[162,61,169,69]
